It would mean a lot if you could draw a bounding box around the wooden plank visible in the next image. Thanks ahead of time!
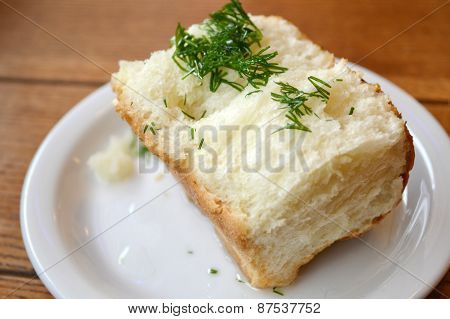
[0,273,52,298]
[0,0,448,100]
[428,270,450,299]
[424,102,450,135]
[0,82,93,272]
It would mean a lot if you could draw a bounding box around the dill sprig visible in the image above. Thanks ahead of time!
[149,126,156,135]
[182,110,195,120]
[272,287,284,296]
[271,76,331,133]
[208,267,218,274]
[198,138,205,149]
[172,0,286,92]
[139,144,149,156]
[308,76,331,102]
[245,89,262,97]
[236,275,246,283]
[181,110,205,120]
[130,136,149,157]
[143,122,160,135]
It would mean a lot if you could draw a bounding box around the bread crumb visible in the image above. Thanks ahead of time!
[88,133,135,182]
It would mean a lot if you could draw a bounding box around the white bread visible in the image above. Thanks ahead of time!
[111,15,414,288]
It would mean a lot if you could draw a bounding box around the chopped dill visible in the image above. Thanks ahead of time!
[335,78,343,82]
[143,122,159,135]
[183,94,187,106]
[130,137,149,157]
[349,106,355,115]
[163,98,168,108]
[190,127,195,140]
[200,110,207,119]
[308,76,331,102]
[272,287,284,296]
[182,110,195,120]
[172,0,286,92]
[271,77,331,133]
[198,138,205,149]
[245,89,262,97]
[208,267,218,274]
[236,274,246,283]
[139,144,149,156]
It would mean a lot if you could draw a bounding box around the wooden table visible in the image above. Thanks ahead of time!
[0,0,448,299]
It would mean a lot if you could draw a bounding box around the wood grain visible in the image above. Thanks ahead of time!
[0,82,93,273]
[428,272,450,299]
[425,102,450,135]
[0,0,448,299]
[0,0,449,101]
[0,273,52,299]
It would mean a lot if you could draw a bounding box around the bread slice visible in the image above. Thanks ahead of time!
[111,15,414,288]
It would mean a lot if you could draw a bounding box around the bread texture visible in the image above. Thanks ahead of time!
[112,15,414,288]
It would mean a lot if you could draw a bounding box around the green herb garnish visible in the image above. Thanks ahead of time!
[130,136,149,157]
[163,98,168,108]
[139,144,149,156]
[236,274,246,283]
[190,127,195,140]
[335,78,343,82]
[245,89,262,97]
[200,110,207,119]
[183,94,187,106]
[272,287,284,296]
[208,267,218,274]
[308,76,331,102]
[143,122,159,135]
[198,138,205,149]
[182,110,195,120]
[349,106,355,115]
[172,0,286,92]
[271,77,331,133]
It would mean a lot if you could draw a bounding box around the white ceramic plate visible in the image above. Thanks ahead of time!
[21,65,450,298]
